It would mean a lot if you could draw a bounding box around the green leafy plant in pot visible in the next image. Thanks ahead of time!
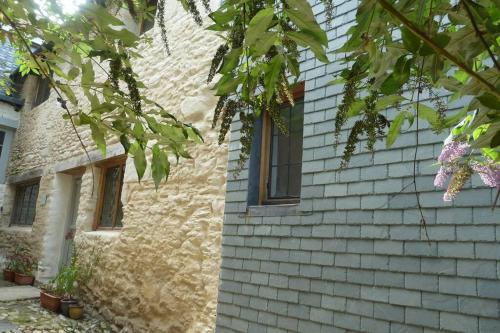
[3,254,18,282]
[13,246,37,285]
[39,281,63,313]
[55,243,100,318]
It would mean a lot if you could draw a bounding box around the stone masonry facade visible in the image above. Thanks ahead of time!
[215,0,500,332]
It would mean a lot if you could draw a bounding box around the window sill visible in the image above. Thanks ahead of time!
[244,204,311,217]
[1,225,33,233]
[83,230,121,238]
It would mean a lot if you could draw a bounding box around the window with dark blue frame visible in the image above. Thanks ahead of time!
[257,82,304,205]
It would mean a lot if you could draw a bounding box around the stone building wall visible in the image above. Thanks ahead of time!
[0,1,227,332]
[215,0,500,332]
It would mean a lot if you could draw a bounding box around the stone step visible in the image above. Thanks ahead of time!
[0,286,39,302]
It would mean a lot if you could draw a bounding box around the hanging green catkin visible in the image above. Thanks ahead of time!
[322,0,334,28]
[235,111,256,175]
[122,66,142,114]
[279,74,294,106]
[109,56,122,90]
[208,45,229,83]
[341,120,365,169]
[334,68,360,146]
[212,95,228,128]
[364,90,379,152]
[267,101,288,136]
[201,0,211,13]
[218,100,238,144]
[186,0,202,25]
[157,0,170,55]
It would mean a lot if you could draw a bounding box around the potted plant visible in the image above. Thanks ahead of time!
[3,246,23,282]
[68,303,84,320]
[39,281,63,313]
[3,258,17,282]
[55,263,79,316]
[13,246,37,285]
[56,243,101,319]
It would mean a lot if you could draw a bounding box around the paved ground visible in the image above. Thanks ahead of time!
[0,286,39,302]
[0,299,116,333]
[0,280,15,288]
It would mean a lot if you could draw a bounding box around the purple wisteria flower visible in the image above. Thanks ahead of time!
[438,141,470,163]
[470,162,500,188]
[434,166,450,188]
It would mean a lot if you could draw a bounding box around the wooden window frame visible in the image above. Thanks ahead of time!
[32,76,51,107]
[10,178,41,226]
[259,81,305,205]
[93,156,126,230]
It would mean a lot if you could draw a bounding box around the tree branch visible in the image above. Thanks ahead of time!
[462,0,500,72]
[0,7,96,194]
[375,0,500,98]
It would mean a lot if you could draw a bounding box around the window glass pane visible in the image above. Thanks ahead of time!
[100,166,120,227]
[0,131,6,158]
[33,78,51,107]
[27,184,39,225]
[19,185,31,224]
[288,164,302,197]
[267,99,304,199]
[11,182,39,225]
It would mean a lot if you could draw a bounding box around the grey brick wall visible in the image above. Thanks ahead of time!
[216,0,500,332]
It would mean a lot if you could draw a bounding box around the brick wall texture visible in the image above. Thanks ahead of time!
[215,0,500,332]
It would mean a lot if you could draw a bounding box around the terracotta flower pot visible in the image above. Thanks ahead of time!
[68,304,84,320]
[61,298,78,317]
[40,290,61,313]
[14,272,34,285]
[3,269,15,282]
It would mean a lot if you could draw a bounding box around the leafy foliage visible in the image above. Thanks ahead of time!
[1,0,498,192]
[332,0,499,168]
[0,0,201,189]
[207,0,332,169]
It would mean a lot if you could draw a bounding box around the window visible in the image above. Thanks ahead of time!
[259,82,304,205]
[0,131,5,158]
[32,77,50,107]
[94,157,126,230]
[139,0,157,34]
[11,180,40,226]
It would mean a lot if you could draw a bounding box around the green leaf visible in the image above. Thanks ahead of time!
[90,122,106,156]
[491,131,500,148]
[215,74,240,95]
[284,0,328,46]
[380,56,412,94]
[375,95,405,111]
[129,142,147,180]
[81,61,94,87]
[133,122,145,139]
[477,93,500,110]
[120,135,131,153]
[253,32,278,56]
[246,8,275,47]
[264,54,284,103]
[287,31,329,63]
[151,144,170,190]
[444,107,468,128]
[67,67,79,81]
[387,111,407,148]
[401,27,421,53]
[59,84,78,106]
[220,48,242,74]
[416,103,439,127]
